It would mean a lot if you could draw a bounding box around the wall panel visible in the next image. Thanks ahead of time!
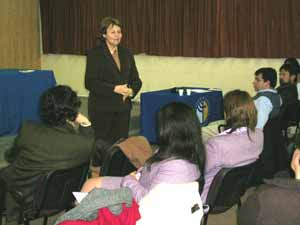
[0,0,40,69]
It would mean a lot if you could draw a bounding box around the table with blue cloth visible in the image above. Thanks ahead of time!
[0,69,56,136]
[140,88,224,143]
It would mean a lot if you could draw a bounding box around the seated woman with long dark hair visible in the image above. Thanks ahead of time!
[0,85,94,222]
[81,102,206,202]
[201,89,264,202]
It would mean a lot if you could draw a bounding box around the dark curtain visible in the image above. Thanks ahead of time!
[40,0,300,57]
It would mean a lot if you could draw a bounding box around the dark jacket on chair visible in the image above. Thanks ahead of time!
[0,121,94,221]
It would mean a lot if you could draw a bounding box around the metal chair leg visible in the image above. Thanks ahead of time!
[43,216,48,225]
[237,199,242,209]
[24,218,30,225]
[202,214,208,225]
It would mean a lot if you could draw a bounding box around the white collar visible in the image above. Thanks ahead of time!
[257,89,277,94]
[218,127,248,136]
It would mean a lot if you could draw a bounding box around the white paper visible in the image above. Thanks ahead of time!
[190,89,211,93]
[72,192,88,203]
[208,88,222,91]
[178,89,184,96]
[19,70,35,73]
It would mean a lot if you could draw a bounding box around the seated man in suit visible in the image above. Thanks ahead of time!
[252,67,281,129]
[284,57,300,99]
[277,64,299,131]
[277,63,298,106]
[0,85,94,223]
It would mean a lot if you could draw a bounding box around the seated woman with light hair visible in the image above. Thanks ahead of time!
[201,89,264,202]
[81,102,206,203]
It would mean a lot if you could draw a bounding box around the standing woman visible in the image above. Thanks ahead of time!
[85,17,142,144]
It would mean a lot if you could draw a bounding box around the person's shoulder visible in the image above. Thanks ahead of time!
[86,45,104,56]
[207,128,251,145]
[250,128,264,142]
[291,84,298,91]
[20,120,42,131]
[118,45,133,55]
[255,94,272,106]
[157,159,195,169]
[208,131,236,142]
[253,128,264,136]
[17,121,47,141]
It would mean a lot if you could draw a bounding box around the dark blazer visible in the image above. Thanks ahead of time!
[238,177,300,225]
[0,121,94,220]
[277,83,298,107]
[85,42,142,112]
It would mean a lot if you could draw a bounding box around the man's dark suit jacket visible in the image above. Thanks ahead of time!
[277,83,298,107]
[0,121,94,221]
[85,42,142,112]
[277,83,299,125]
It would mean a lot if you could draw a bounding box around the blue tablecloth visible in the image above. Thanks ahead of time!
[0,69,56,136]
[140,88,224,143]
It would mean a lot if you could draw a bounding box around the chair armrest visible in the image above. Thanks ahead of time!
[8,189,25,206]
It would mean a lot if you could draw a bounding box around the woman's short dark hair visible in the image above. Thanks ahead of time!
[99,17,121,41]
[147,102,206,189]
[39,85,81,126]
[224,89,257,133]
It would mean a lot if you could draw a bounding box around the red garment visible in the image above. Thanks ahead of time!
[59,199,140,225]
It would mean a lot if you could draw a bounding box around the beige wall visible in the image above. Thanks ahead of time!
[0,0,40,69]
[42,54,285,100]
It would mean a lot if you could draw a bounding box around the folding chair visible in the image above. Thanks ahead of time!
[202,161,256,225]
[8,162,89,225]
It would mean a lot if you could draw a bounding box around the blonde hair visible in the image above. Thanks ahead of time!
[224,89,257,132]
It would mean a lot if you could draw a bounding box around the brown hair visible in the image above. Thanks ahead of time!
[99,17,121,41]
[224,89,257,133]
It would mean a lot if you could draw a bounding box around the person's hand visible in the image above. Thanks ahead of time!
[125,88,133,97]
[122,89,133,102]
[127,171,137,179]
[291,149,300,179]
[114,85,133,98]
[129,171,137,176]
[75,113,91,127]
[114,84,129,95]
